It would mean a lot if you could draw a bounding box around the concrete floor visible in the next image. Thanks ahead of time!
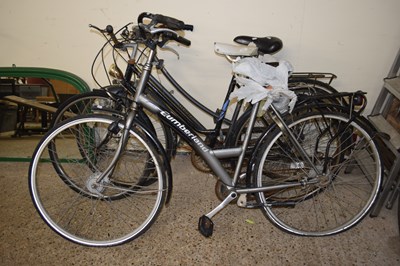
[0,135,399,265]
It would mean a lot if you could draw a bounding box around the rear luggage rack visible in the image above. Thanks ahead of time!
[291,72,337,85]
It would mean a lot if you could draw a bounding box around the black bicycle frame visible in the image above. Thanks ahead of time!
[121,46,241,186]
[122,54,243,147]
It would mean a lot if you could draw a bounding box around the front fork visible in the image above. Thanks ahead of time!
[95,48,157,184]
[95,109,137,183]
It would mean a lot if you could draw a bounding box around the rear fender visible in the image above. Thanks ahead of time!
[245,123,277,186]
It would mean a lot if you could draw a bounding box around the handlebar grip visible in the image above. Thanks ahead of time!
[175,36,191,46]
[137,12,153,24]
[154,14,184,30]
[183,24,194,31]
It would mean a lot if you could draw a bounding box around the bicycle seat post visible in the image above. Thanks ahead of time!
[232,102,260,185]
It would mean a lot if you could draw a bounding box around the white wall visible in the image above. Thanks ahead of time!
[1,0,399,126]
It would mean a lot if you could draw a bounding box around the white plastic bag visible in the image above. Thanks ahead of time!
[230,56,297,113]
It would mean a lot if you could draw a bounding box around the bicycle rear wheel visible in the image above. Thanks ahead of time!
[29,115,167,246]
[51,88,175,160]
[252,111,382,236]
[51,89,124,125]
[225,78,344,155]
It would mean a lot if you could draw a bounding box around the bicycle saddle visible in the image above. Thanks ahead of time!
[234,36,283,54]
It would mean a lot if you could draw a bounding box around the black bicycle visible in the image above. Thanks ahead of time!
[50,19,342,172]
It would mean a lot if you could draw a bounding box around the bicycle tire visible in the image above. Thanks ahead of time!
[29,114,167,246]
[251,111,383,236]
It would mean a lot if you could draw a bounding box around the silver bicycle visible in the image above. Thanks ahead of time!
[29,12,383,247]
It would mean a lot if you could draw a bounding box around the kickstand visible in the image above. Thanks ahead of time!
[198,191,237,237]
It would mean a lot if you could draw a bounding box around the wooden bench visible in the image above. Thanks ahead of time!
[2,95,74,136]
[4,95,58,113]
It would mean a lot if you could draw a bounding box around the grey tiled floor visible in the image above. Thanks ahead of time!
[0,136,399,265]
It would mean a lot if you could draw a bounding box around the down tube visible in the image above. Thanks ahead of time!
[139,96,232,185]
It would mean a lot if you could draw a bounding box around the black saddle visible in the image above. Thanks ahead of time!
[234,36,283,55]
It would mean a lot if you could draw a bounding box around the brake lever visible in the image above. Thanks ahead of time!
[160,45,180,60]
[150,27,178,36]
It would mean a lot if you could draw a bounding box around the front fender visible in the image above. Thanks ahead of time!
[133,119,174,205]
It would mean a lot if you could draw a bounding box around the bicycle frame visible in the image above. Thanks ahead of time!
[96,47,320,220]
[139,83,324,222]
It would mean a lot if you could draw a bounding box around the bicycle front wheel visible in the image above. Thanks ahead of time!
[29,115,167,246]
[252,111,382,236]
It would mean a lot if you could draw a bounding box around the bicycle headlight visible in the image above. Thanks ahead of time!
[108,64,123,79]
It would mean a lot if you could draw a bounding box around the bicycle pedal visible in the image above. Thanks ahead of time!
[198,215,214,237]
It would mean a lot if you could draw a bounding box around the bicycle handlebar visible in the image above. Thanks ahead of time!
[90,12,193,49]
[137,12,193,46]
[138,12,194,31]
